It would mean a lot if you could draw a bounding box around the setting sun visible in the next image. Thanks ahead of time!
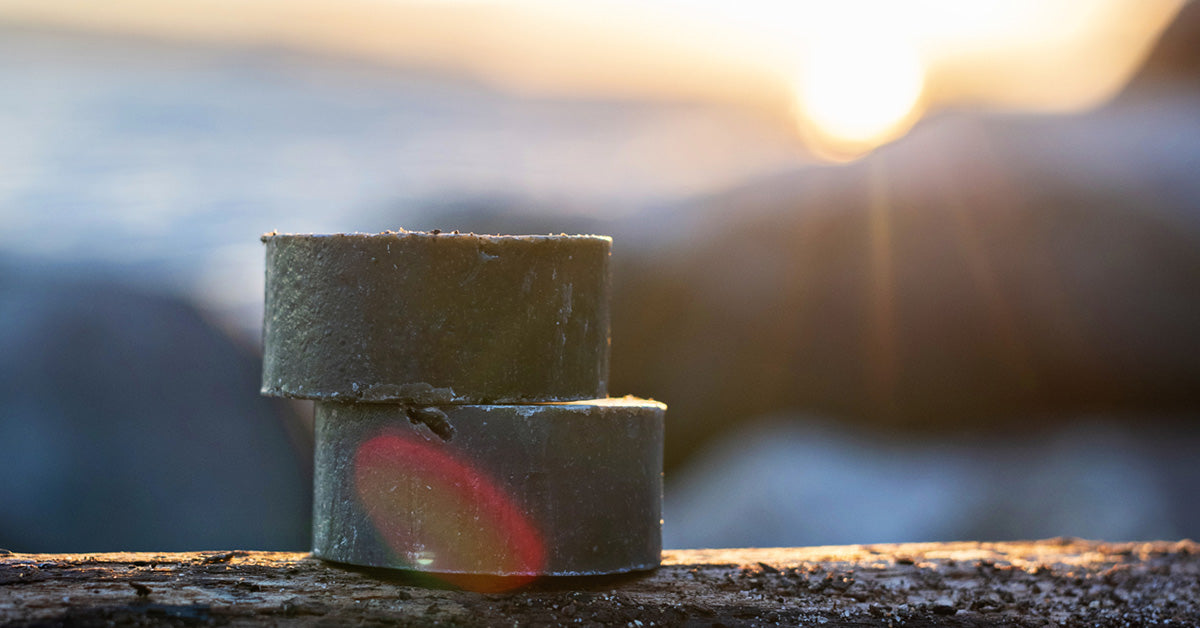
[794,31,925,158]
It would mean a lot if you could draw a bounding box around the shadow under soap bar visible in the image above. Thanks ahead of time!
[261,231,611,404]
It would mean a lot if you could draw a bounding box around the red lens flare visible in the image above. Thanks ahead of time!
[354,432,545,592]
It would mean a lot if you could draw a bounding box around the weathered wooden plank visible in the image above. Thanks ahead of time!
[2,539,1196,626]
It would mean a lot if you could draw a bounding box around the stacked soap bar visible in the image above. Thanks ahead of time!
[261,231,665,583]
[262,232,612,404]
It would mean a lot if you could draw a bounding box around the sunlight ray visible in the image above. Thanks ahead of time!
[865,159,898,412]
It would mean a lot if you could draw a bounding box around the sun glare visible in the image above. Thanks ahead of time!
[794,32,925,158]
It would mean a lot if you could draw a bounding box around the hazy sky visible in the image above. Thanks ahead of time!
[0,0,1184,156]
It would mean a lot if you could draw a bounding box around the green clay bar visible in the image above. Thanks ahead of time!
[261,231,611,404]
[312,398,665,580]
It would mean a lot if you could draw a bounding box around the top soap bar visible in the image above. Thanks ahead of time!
[261,231,611,404]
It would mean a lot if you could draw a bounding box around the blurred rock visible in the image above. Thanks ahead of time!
[1121,0,1200,94]
[610,93,1200,470]
[0,267,310,551]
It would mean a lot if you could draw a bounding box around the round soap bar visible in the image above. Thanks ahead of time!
[261,231,611,404]
[312,398,665,585]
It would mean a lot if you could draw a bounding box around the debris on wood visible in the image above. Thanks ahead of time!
[2,539,1196,626]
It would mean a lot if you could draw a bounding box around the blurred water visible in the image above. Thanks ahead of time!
[0,27,808,340]
[666,416,1197,548]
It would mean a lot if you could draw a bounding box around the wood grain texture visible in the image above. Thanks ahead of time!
[2,539,1197,626]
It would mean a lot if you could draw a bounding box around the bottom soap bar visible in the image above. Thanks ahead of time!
[312,398,665,586]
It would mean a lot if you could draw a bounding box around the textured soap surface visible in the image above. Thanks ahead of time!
[312,399,665,581]
[262,232,611,404]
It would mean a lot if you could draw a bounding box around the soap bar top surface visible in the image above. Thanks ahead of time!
[261,231,612,404]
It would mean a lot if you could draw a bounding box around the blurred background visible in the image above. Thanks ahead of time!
[1,0,1198,552]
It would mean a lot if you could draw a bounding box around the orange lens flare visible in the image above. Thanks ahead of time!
[354,433,545,592]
